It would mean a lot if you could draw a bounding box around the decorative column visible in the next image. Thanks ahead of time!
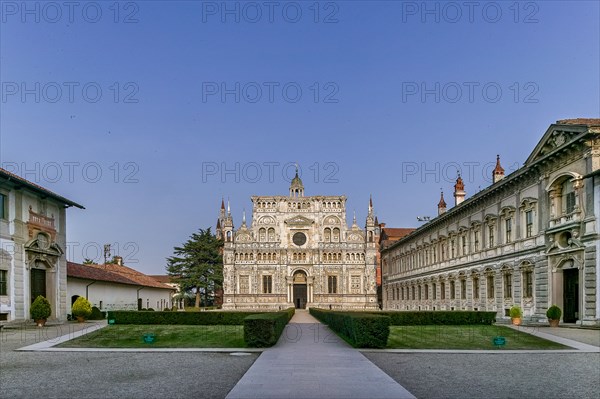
[286,276,293,303]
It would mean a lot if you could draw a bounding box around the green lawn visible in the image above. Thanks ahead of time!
[387,325,570,350]
[57,325,245,348]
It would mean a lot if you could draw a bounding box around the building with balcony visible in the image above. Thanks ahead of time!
[381,119,600,326]
[218,170,378,310]
[0,168,84,322]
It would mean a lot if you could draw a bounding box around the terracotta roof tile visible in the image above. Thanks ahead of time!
[67,262,174,290]
[556,118,600,126]
[381,228,415,239]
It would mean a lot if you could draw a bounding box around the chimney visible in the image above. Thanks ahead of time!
[115,256,123,266]
[493,154,505,184]
[438,191,447,215]
[454,174,466,206]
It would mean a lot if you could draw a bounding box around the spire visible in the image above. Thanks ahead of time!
[353,210,357,225]
[241,208,246,227]
[493,154,505,183]
[289,164,304,197]
[221,197,225,210]
[438,189,447,216]
[368,195,374,217]
[227,199,231,216]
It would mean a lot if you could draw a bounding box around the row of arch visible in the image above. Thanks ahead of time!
[386,262,535,303]
[292,252,307,261]
[257,253,278,261]
[322,201,342,209]
[232,251,367,263]
[322,252,365,262]
[256,201,277,209]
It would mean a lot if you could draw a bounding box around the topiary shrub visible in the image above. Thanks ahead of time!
[88,306,105,320]
[30,295,51,322]
[72,297,93,319]
[546,305,562,320]
[147,308,155,311]
[509,306,523,318]
[163,308,171,312]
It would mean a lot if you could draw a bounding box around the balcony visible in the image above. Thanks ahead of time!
[548,210,581,230]
[28,209,55,230]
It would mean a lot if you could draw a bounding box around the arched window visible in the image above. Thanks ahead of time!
[259,228,266,242]
[333,228,340,242]
[268,228,275,241]
[562,179,576,214]
[324,228,331,242]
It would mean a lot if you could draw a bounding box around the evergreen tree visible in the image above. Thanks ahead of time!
[166,228,223,308]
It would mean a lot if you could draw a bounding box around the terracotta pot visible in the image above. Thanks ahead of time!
[76,316,85,323]
[511,317,522,326]
[548,318,560,327]
[35,319,46,327]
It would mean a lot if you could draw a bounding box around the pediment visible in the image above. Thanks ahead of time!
[347,232,364,242]
[524,124,588,167]
[285,216,314,226]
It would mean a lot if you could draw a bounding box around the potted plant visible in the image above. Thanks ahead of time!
[30,295,51,327]
[509,305,523,326]
[71,297,93,322]
[546,305,562,327]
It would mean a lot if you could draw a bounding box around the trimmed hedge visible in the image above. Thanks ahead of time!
[310,308,390,348]
[375,311,496,326]
[107,310,268,325]
[244,308,295,347]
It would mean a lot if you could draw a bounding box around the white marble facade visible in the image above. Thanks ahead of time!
[219,173,378,310]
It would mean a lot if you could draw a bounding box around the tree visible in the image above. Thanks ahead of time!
[83,258,96,265]
[166,228,223,308]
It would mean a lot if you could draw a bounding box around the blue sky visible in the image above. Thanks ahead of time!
[1,1,598,273]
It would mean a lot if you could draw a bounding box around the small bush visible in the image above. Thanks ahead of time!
[163,308,171,312]
[147,308,155,311]
[30,295,51,321]
[546,305,562,320]
[509,306,523,318]
[244,308,295,347]
[310,308,390,348]
[375,311,496,326]
[72,297,93,319]
[88,306,106,320]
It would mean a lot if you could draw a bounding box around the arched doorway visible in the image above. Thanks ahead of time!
[293,270,307,309]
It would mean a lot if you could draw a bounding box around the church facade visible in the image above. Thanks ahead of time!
[381,119,600,326]
[218,173,378,310]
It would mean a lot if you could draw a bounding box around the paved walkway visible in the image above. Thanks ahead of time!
[226,310,415,399]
